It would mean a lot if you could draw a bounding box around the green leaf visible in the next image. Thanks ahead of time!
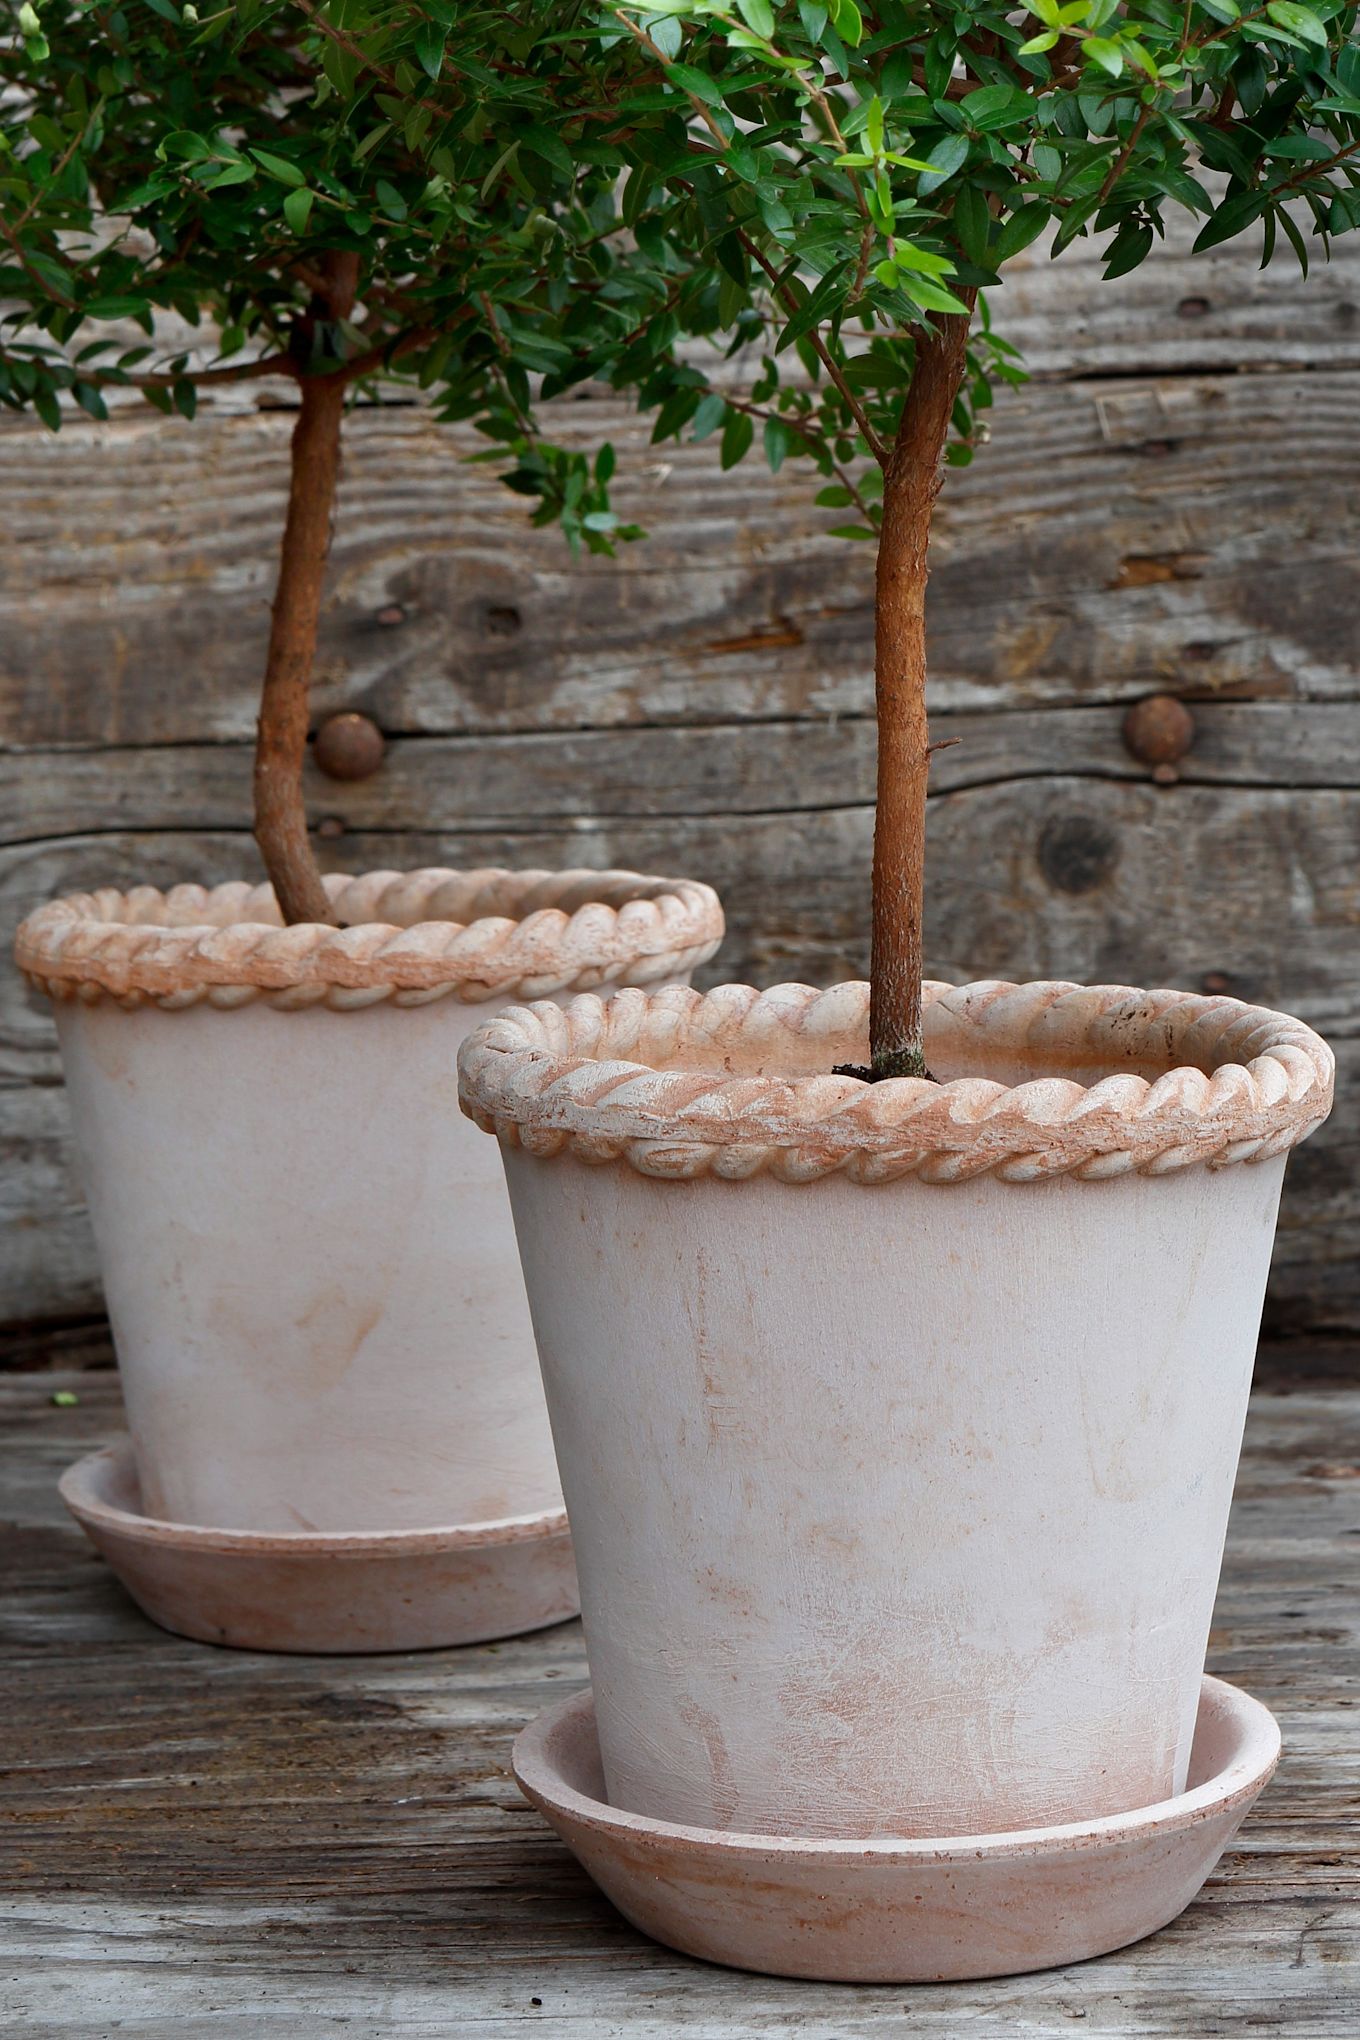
[691,391,728,440]
[828,523,877,539]
[720,408,755,468]
[251,149,305,189]
[1265,0,1329,44]
[283,186,315,234]
[1102,221,1154,279]
[736,0,776,35]
[158,130,215,162]
[952,185,991,267]
[202,161,256,189]
[414,22,447,77]
[72,381,109,422]
[917,135,969,196]
[960,85,1030,133]
[764,415,793,472]
[901,275,974,315]
[991,204,1051,264]
[890,242,956,277]
[522,125,575,178]
[775,259,851,352]
[1084,38,1124,77]
[1193,191,1267,252]
[1277,204,1310,276]
[668,63,725,106]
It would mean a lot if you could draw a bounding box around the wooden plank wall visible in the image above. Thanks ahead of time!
[3,216,1358,1337]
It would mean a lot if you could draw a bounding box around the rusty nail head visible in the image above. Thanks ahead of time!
[314,712,386,782]
[1122,694,1195,774]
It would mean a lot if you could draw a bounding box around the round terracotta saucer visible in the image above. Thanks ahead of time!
[60,1436,579,1654]
[513,1674,1280,1983]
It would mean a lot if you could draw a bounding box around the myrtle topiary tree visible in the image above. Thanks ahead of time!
[1,2,661,922]
[502,0,1357,1078]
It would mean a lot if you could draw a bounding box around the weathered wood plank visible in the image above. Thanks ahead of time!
[0,1082,102,1331]
[3,219,1357,1336]
[6,777,1360,1069]
[3,778,1359,1329]
[5,1037,1355,1336]
[3,367,1357,751]
[7,699,1360,849]
[1,1367,1355,2034]
[994,202,1360,375]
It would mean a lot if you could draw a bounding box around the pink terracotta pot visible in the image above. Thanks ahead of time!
[460,978,1331,1836]
[17,869,723,1555]
[512,1675,1281,1982]
[60,1437,580,1654]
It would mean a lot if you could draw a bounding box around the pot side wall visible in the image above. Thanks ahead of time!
[57,997,559,1533]
[502,1147,1287,1839]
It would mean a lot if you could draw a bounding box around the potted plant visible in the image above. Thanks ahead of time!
[7,2,723,1650]
[455,0,1348,1976]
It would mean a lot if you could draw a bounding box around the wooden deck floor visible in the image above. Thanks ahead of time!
[1,1361,1356,2037]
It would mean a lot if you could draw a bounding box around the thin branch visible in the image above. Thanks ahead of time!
[719,391,876,520]
[1096,104,1152,206]
[0,213,78,309]
[77,352,300,391]
[1279,135,1360,193]
[735,229,890,464]
[288,0,449,120]
[611,7,730,149]
[338,321,439,385]
[611,7,887,459]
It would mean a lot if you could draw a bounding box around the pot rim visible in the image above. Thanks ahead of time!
[59,1439,571,1555]
[457,978,1333,1184]
[15,866,724,1011]
[513,1676,1280,1863]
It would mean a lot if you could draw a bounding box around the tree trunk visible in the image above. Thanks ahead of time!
[253,251,360,926]
[869,307,974,1078]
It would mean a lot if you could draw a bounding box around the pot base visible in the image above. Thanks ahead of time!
[60,1438,579,1654]
[513,1676,1280,1983]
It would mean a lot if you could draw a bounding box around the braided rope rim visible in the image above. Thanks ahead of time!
[15,869,725,1012]
[457,979,1334,1184]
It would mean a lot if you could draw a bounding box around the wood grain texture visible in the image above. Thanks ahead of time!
[2,222,1359,1333]
[4,366,1358,752]
[5,786,1359,1330]
[0,1364,1355,2035]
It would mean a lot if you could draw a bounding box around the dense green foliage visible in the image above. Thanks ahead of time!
[542,0,1360,522]
[7,3,1358,982]
[7,2,1358,537]
[1,2,661,551]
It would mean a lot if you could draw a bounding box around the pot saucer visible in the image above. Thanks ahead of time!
[513,1676,1280,1983]
[60,1437,578,1654]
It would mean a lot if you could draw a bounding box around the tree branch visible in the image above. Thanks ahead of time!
[1096,104,1152,206]
[253,249,360,925]
[736,230,890,465]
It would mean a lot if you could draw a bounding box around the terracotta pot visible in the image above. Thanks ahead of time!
[460,978,1332,1837]
[17,869,723,1548]
[511,1676,1282,1982]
